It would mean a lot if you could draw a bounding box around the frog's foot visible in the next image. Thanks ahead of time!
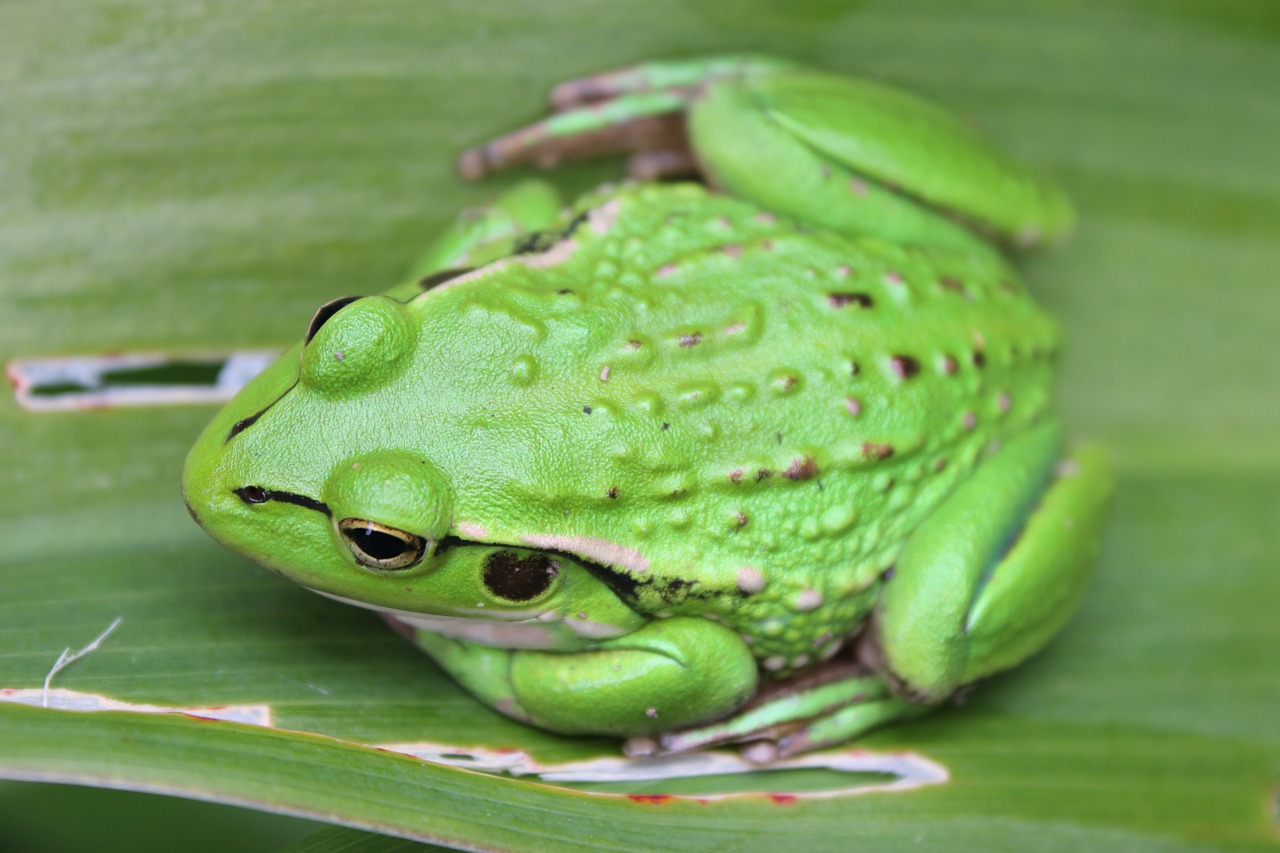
[624,661,922,763]
[457,56,793,182]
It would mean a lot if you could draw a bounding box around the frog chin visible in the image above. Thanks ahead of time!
[306,587,587,649]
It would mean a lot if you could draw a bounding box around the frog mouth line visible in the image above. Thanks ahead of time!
[225,485,649,607]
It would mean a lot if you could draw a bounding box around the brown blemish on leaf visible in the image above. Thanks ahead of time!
[729,469,744,483]
[734,511,748,527]
[628,794,674,805]
[844,397,863,416]
[755,468,774,481]
[607,486,619,499]
[939,355,958,375]
[972,351,986,369]
[722,244,744,258]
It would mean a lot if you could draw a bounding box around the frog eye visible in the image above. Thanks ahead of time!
[306,296,362,343]
[338,518,426,571]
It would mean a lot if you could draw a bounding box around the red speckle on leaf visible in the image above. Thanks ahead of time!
[628,794,673,805]
[768,793,798,805]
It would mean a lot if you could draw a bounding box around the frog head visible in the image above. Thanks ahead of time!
[182,295,458,606]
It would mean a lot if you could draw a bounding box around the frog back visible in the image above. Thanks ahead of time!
[393,183,1059,616]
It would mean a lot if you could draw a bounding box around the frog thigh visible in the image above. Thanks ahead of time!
[413,617,758,737]
[870,421,1112,703]
[687,71,1074,249]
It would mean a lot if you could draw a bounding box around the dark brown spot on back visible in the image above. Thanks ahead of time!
[862,442,895,460]
[890,356,921,379]
[827,292,874,309]
[606,486,619,499]
[972,351,986,369]
[783,456,819,481]
[755,469,774,481]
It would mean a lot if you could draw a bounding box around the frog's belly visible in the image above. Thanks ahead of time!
[310,588,627,649]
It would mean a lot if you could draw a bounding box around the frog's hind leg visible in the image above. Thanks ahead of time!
[768,425,1111,757]
[867,421,1112,708]
[461,56,1072,252]
[457,56,796,182]
[685,73,1074,252]
[635,421,1110,761]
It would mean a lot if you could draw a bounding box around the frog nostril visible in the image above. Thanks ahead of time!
[235,486,269,504]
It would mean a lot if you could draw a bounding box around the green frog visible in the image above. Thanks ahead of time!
[183,56,1111,761]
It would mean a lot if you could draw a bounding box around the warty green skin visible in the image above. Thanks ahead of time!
[183,56,1111,756]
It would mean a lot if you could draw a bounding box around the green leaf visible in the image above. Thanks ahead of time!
[1,1,1277,851]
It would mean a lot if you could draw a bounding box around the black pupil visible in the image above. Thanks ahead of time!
[347,526,409,561]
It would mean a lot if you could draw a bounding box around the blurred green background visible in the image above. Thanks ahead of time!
[1,1,1277,851]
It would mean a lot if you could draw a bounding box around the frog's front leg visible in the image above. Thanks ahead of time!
[637,421,1111,760]
[412,616,759,738]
